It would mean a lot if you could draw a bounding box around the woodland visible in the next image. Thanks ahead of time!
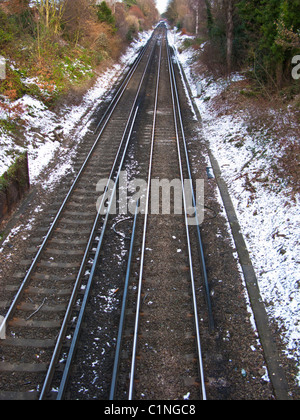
[1,0,300,107]
[164,0,300,87]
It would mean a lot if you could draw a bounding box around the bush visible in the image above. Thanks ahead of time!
[0,28,14,47]
[0,152,28,192]
[125,14,139,41]
[0,9,14,48]
[238,0,300,87]
[0,66,27,100]
[97,2,116,27]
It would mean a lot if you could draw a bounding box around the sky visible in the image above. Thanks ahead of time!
[156,0,168,15]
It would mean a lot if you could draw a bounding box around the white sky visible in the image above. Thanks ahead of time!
[156,0,169,15]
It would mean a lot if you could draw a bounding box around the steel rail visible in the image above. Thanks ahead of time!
[0,35,155,342]
[168,44,214,332]
[166,34,207,401]
[128,35,163,402]
[44,36,158,400]
[109,199,139,400]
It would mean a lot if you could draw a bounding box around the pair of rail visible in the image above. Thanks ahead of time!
[110,28,213,400]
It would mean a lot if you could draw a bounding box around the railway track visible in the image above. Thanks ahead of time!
[0,23,277,401]
[107,27,211,401]
[59,25,212,401]
[111,32,208,400]
[0,26,163,400]
[0,23,212,401]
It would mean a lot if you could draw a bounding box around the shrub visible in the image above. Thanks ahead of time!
[97,2,115,27]
[0,9,14,48]
[125,15,139,41]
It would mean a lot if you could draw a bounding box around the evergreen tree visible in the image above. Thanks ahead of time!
[238,0,300,85]
[97,1,116,26]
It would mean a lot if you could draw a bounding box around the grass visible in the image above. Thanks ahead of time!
[0,22,111,112]
[0,119,18,133]
[0,42,101,117]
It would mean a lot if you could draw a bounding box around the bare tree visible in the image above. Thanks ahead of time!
[63,0,93,45]
[189,0,199,36]
[35,0,66,35]
[222,0,234,74]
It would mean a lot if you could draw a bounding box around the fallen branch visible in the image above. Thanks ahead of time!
[26,297,47,321]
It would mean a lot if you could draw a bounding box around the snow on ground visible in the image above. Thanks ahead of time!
[0,31,152,185]
[170,30,300,383]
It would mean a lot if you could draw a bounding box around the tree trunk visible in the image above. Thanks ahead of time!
[276,61,283,89]
[189,0,199,36]
[45,0,50,29]
[226,0,234,75]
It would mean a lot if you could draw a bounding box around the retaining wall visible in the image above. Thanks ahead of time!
[0,153,30,224]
